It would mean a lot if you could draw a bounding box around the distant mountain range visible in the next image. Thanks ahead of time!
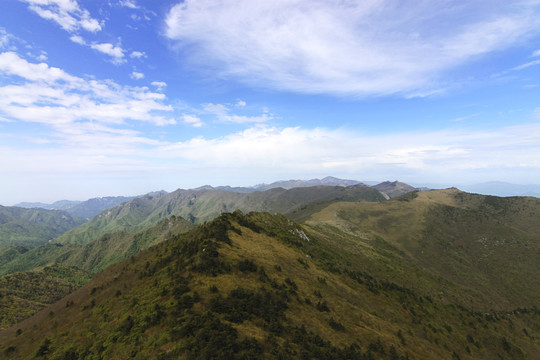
[15,178,538,217]
[16,196,135,219]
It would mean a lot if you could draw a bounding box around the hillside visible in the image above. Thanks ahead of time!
[0,215,193,330]
[289,188,540,311]
[0,206,86,248]
[1,211,538,359]
[53,185,385,246]
[0,215,194,278]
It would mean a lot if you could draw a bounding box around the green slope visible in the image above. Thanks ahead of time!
[0,206,86,248]
[0,264,90,329]
[0,215,194,277]
[1,211,538,359]
[0,215,193,330]
[290,188,540,311]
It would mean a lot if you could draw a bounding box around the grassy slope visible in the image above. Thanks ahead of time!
[289,189,540,311]
[0,206,86,248]
[1,211,538,359]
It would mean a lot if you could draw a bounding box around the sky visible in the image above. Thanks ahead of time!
[1,0,540,204]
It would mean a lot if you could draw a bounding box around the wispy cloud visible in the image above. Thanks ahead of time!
[512,59,540,71]
[452,113,481,122]
[165,0,540,97]
[21,0,101,33]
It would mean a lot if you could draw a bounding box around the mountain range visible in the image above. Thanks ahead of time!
[0,206,85,249]
[0,179,539,359]
[2,190,540,359]
[16,196,135,220]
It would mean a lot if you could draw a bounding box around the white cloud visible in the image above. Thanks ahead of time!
[181,114,203,127]
[2,109,540,203]
[69,35,128,64]
[150,124,540,185]
[220,113,272,124]
[130,71,144,80]
[533,49,540,57]
[4,121,540,184]
[0,51,78,83]
[119,0,138,9]
[151,81,167,91]
[90,42,125,64]
[512,59,540,71]
[69,34,85,45]
[0,28,17,50]
[452,113,481,123]
[0,51,175,140]
[235,99,246,107]
[203,103,228,115]
[22,0,102,33]
[165,0,540,97]
[202,102,272,124]
[130,51,146,59]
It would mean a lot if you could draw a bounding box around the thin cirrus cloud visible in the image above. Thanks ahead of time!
[165,0,540,97]
[21,0,101,33]
[0,51,175,151]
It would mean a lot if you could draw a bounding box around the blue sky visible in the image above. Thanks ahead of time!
[1,0,540,204]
